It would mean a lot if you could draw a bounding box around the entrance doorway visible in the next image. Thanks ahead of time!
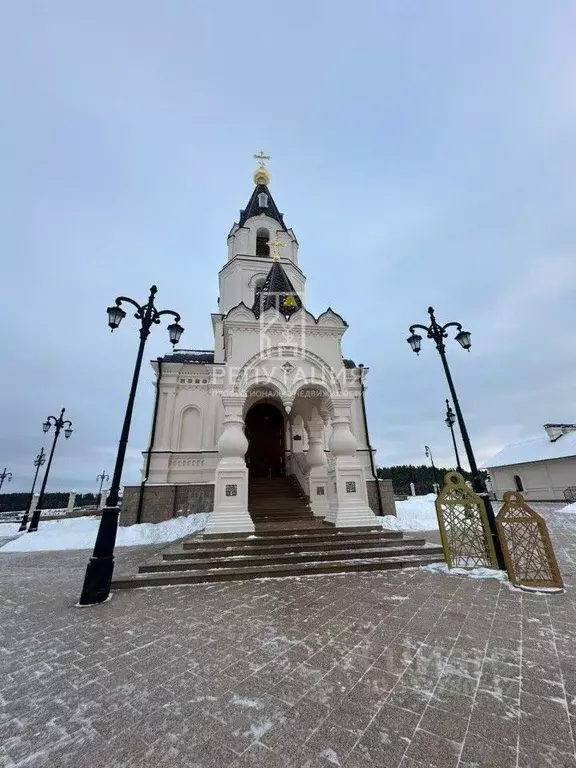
[245,402,285,477]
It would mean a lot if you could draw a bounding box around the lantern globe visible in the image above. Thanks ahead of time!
[167,322,184,346]
[107,305,126,330]
[455,329,472,350]
[407,333,422,354]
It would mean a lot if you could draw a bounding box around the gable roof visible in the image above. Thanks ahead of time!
[239,184,287,230]
[251,260,303,319]
[484,431,576,469]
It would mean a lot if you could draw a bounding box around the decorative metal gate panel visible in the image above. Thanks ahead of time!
[496,491,563,590]
[435,472,497,569]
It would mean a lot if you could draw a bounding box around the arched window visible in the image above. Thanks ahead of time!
[256,228,270,257]
[258,192,268,208]
[513,474,524,492]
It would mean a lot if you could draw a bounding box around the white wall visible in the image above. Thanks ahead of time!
[489,456,576,501]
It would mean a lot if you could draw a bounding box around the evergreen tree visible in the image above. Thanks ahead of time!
[377,464,477,495]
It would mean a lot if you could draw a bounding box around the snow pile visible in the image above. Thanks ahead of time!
[0,522,24,536]
[0,513,207,553]
[378,494,439,532]
[560,501,576,514]
[423,562,509,581]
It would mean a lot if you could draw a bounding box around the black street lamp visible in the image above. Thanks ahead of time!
[445,399,463,473]
[0,467,12,491]
[19,448,46,532]
[96,471,109,509]
[27,409,73,532]
[424,445,440,494]
[407,306,505,569]
[79,285,183,605]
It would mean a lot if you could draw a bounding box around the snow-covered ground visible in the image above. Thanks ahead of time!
[0,513,207,553]
[1,494,574,554]
[378,493,440,531]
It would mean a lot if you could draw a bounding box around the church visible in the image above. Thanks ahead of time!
[121,156,395,530]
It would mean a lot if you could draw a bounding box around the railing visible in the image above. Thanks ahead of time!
[0,504,97,524]
[290,452,310,497]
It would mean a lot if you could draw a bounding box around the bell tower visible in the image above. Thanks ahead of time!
[218,153,305,314]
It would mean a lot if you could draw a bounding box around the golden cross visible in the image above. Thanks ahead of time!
[268,238,283,261]
[254,150,270,167]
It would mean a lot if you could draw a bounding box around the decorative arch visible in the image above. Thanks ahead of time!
[233,346,342,398]
[241,371,290,399]
[178,405,202,451]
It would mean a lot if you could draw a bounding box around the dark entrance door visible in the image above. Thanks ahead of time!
[245,402,285,477]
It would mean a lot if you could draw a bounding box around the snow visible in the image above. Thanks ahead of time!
[483,429,576,469]
[560,501,576,514]
[423,562,509,581]
[0,513,207,553]
[377,494,439,532]
[0,522,24,536]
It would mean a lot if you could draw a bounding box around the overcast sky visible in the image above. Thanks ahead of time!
[1,1,575,493]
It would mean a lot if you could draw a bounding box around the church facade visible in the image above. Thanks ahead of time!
[121,158,395,529]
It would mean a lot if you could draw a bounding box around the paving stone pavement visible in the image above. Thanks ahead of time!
[1,503,576,767]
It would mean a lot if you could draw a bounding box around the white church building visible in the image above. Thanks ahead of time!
[121,158,394,530]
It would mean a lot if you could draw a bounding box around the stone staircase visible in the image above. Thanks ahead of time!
[248,476,313,524]
[112,478,444,590]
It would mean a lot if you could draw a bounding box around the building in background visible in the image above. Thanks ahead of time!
[484,423,576,502]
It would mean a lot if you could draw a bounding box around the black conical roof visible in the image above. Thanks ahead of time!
[239,184,287,230]
[252,260,303,319]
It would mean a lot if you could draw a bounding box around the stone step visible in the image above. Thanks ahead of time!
[112,552,444,589]
[249,504,310,510]
[143,544,441,572]
[250,513,311,519]
[165,535,421,560]
[251,513,314,523]
[249,497,308,504]
[183,528,402,548]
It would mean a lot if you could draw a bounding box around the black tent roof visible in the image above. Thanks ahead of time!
[251,260,303,319]
[238,184,287,230]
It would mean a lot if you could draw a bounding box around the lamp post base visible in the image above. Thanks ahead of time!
[79,555,116,605]
[79,504,121,604]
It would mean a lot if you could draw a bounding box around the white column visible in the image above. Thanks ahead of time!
[306,415,329,517]
[67,491,76,514]
[325,397,377,528]
[410,482,416,496]
[205,396,254,535]
[291,415,305,454]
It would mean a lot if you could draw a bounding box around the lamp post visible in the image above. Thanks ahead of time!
[19,448,46,532]
[27,410,73,532]
[96,471,109,509]
[445,399,463,473]
[424,445,439,494]
[79,285,183,605]
[0,468,12,491]
[407,306,505,569]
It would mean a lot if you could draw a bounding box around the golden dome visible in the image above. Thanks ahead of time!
[253,165,270,185]
[253,150,270,185]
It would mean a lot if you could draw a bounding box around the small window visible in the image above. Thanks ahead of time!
[513,474,524,492]
[258,192,268,208]
[256,227,270,256]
